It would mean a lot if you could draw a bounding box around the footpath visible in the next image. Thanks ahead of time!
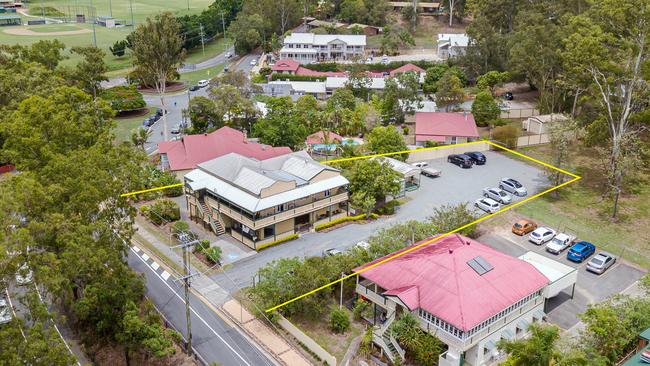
[132,221,312,366]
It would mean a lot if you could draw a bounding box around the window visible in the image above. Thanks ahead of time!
[324,190,331,197]
[451,136,458,144]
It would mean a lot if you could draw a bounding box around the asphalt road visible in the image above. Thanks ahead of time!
[211,151,550,292]
[128,247,275,366]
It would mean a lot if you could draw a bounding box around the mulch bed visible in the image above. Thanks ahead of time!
[137,82,186,94]
[193,249,218,268]
[115,107,149,119]
[316,218,377,233]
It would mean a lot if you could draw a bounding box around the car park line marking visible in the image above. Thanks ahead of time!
[264,141,582,313]
[151,261,160,270]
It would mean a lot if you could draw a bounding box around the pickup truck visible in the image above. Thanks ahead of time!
[545,232,576,254]
[421,167,441,178]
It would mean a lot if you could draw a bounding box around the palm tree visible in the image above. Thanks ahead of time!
[130,127,152,150]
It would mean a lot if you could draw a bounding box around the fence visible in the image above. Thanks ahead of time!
[500,108,540,119]
[516,134,550,148]
[277,315,337,366]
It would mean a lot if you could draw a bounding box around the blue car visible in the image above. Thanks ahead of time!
[567,241,596,263]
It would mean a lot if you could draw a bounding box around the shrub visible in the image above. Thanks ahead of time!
[100,85,146,113]
[194,239,210,253]
[259,66,272,77]
[375,200,400,215]
[204,246,222,264]
[301,62,340,72]
[329,308,350,333]
[144,199,180,225]
[352,299,370,320]
[256,234,299,250]
[402,126,409,135]
[314,213,378,231]
[171,221,190,235]
[492,125,519,149]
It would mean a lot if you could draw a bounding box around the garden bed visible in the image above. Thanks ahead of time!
[138,81,186,94]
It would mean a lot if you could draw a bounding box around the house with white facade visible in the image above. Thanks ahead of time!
[279,33,366,64]
[437,33,469,59]
[354,234,576,366]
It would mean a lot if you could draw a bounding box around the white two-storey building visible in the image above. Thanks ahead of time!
[279,33,366,64]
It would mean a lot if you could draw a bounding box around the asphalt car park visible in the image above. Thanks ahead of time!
[477,226,645,330]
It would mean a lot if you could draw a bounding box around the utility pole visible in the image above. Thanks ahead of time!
[172,237,200,356]
[187,0,190,11]
[199,23,205,56]
[221,12,226,41]
[339,272,344,309]
[129,0,134,27]
[109,0,112,17]
[89,0,97,47]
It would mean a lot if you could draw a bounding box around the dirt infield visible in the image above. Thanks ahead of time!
[3,27,92,36]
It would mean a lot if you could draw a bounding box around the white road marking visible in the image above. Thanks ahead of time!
[161,270,171,280]
[130,247,253,366]
[133,246,140,252]
[151,261,160,270]
[142,253,150,261]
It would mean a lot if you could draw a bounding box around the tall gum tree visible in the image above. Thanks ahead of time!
[131,12,185,141]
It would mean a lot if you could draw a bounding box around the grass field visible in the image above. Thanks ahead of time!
[1,0,220,73]
[113,107,150,142]
[511,144,650,269]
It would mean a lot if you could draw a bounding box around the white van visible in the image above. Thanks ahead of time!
[198,79,209,88]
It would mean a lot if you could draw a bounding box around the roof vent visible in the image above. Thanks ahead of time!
[467,256,494,276]
[466,240,471,245]
[448,248,453,254]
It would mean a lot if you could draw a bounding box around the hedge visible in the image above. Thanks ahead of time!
[314,213,378,232]
[270,74,326,82]
[301,60,439,73]
[256,233,299,251]
[100,85,146,113]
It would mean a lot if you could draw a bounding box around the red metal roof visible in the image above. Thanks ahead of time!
[415,112,480,141]
[271,59,300,72]
[295,67,348,77]
[390,63,425,76]
[157,127,292,171]
[355,234,549,331]
[306,130,343,145]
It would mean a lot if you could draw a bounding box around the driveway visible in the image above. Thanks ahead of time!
[477,224,645,330]
[211,150,550,292]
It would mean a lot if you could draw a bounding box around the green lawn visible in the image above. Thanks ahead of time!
[113,107,150,143]
[510,144,650,269]
[180,64,224,86]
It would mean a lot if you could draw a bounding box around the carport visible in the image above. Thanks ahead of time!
[519,252,578,312]
[374,157,421,197]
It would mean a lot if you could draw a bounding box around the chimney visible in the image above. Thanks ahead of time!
[448,248,454,254]
[466,240,470,245]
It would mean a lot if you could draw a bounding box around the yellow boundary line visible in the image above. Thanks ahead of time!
[118,140,581,313]
[263,140,581,312]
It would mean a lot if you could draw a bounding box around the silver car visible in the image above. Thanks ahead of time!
[475,198,500,213]
[586,251,616,274]
[483,187,512,204]
[500,178,527,196]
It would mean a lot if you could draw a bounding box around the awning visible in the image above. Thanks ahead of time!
[502,329,514,340]
[517,318,529,331]
[484,340,496,351]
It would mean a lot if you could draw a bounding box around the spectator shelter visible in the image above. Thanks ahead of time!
[0,14,20,26]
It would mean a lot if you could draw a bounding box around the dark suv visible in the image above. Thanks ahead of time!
[447,154,474,168]
[465,151,486,165]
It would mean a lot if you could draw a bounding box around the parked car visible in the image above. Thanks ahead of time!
[567,241,596,263]
[529,227,556,245]
[412,161,428,168]
[0,297,11,325]
[355,241,370,250]
[500,178,527,196]
[483,187,512,204]
[198,79,209,88]
[366,56,373,63]
[170,125,181,135]
[381,55,389,64]
[545,232,576,254]
[225,51,233,59]
[586,251,616,274]
[155,108,167,117]
[142,116,155,127]
[324,248,343,256]
[189,85,200,91]
[421,167,442,178]
[250,58,257,66]
[512,219,537,235]
[15,263,33,285]
[224,66,230,72]
[448,154,474,168]
[465,151,487,165]
[475,198,500,213]
[504,92,514,100]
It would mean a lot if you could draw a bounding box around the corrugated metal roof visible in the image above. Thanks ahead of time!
[232,167,276,195]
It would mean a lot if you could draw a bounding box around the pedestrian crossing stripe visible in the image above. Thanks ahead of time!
[151,262,160,270]
[133,246,140,252]
[142,254,149,261]
[161,271,170,280]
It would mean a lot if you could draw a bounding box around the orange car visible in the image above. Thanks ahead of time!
[512,219,537,236]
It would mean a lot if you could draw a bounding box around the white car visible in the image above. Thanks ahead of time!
[324,248,343,256]
[15,263,33,285]
[529,227,556,245]
[483,187,512,204]
[225,51,233,58]
[500,178,527,196]
[475,198,500,213]
[366,56,373,63]
[412,162,428,168]
[249,58,257,66]
[197,79,209,88]
[545,232,576,254]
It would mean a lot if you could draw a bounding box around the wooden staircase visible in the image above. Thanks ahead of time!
[197,197,225,236]
[373,311,405,364]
